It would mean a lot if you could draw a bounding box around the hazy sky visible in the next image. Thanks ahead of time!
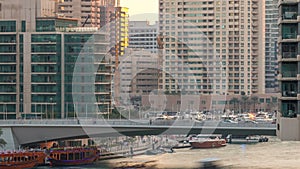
[121,0,158,23]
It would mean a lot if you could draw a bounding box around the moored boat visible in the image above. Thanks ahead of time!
[48,147,98,166]
[0,150,46,169]
[226,134,269,144]
[189,134,226,148]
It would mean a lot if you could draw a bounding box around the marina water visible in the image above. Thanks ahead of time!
[36,137,300,169]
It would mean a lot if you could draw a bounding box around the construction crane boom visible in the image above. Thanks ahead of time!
[82,14,91,27]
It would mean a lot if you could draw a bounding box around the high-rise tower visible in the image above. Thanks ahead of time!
[57,0,116,28]
[265,0,279,93]
[159,0,265,95]
[277,0,300,141]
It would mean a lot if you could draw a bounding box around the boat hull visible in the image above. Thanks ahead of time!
[190,140,226,148]
[49,156,98,166]
[0,161,38,169]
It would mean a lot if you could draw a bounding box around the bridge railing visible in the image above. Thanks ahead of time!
[0,119,276,128]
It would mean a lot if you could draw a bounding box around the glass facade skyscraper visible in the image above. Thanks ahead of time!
[0,18,112,119]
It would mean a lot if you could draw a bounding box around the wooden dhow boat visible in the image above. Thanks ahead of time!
[0,150,46,169]
[48,146,98,166]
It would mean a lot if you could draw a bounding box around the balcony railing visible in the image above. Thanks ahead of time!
[282,71,297,77]
[283,12,298,20]
[282,51,297,58]
[282,91,297,97]
[281,110,297,118]
[282,32,297,39]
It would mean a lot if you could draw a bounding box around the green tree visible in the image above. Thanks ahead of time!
[0,128,7,148]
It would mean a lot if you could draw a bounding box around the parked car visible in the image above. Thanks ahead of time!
[239,120,258,124]
[222,119,238,124]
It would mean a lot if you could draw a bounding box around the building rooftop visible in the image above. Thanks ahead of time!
[55,27,99,33]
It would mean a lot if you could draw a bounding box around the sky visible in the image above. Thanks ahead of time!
[120,0,158,23]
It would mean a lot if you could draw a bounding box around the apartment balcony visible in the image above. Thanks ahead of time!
[0,61,16,65]
[252,45,258,50]
[280,95,297,101]
[282,90,297,97]
[252,4,258,9]
[280,92,298,102]
[252,64,258,68]
[281,70,297,78]
[283,11,298,20]
[252,75,258,79]
[278,73,299,81]
[252,33,259,37]
[279,0,300,5]
[252,23,258,27]
[0,80,16,85]
[282,32,297,39]
[252,10,258,14]
[0,41,16,45]
[81,7,91,12]
[281,52,298,61]
[252,28,258,32]
[95,92,111,95]
[252,16,258,20]
[95,82,111,85]
[81,1,91,5]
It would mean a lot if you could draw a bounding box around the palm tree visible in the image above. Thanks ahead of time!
[270,96,278,112]
[230,97,239,113]
[241,96,249,113]
[250,96,259,112]
[0,128,7,148]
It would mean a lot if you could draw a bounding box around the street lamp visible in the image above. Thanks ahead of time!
[4,103,7,120]
[2,104,4,120]
[128,106,131,120]
[45,103,48,119]
[20,98,23,119]
[85,103,88,120]
[50,97,53,119]
[73,103,76,120]
[40,104,43,120]
[66,102,68,119]
[35,104,37,119]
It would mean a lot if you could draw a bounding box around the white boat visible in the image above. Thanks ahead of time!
[226,134,268,144]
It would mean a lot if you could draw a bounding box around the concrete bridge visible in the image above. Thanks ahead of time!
[0,119,276,149]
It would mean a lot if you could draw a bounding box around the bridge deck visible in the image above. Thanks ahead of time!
[0,119,276,148]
